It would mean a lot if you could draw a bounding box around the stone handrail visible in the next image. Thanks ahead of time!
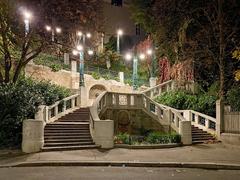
[89,91,114,149]
[143,80,195,98]
[142,80,174,98]
[179,110,216,135]
[35,94,80,123]
[89,91,192,145]
[22,94,80,153]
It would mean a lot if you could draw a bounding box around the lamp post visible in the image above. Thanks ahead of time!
[73,46,94,87]
[45,25,62,42]
[125,52,145,90]
[117,29,123,54]
[146,48,158,87]
[23,10,32,36]
[76,31,92,86]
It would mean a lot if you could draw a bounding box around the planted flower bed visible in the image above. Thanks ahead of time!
[114,132,181,148]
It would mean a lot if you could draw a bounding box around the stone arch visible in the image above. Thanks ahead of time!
[89,84,107,99]
[117,110,131,133]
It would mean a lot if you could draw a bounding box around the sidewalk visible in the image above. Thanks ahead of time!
[0,143,240,169]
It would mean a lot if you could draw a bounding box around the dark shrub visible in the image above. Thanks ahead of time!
[226,86,240,111]
[0,78,71,147]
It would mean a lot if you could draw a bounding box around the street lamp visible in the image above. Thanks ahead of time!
[146,48,156,77]
[77,31,91,46]
[23,10,32,36]
[125,52,145,90]
[45,25,62,42]
[73,45,94,87]
[117,29,123,54]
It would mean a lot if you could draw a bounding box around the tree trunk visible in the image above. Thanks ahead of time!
[218,0,225,99]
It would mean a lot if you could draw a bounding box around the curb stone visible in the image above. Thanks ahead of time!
[0,161,240,170]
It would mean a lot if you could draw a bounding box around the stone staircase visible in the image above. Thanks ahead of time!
[42,108,99,151]
[191,125,215,144]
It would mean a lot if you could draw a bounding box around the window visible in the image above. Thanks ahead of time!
[111,0,122,6]
[136,24,141,35]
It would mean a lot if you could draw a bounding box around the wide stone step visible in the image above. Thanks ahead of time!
[192,134,213,137]
[192,136,214,140]
[57,119,89,121]
[44,138,93,143]
[44,132,91,136]
[44,141,95,147]
[44,135,92,139]
[44,131,90,134]
[45,127,89,130]
[42,145,99,151]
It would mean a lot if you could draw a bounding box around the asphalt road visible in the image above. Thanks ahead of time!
[0,167,240,180]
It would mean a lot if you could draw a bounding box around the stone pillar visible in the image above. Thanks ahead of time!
[149,77,157,87]
[71,60,77,72]
[71,60,79,89]
[93,120,114,148]
[22,119,44,153]
[34,105,46,122]
[182,110,191,121]
[216,99,224,139]
[163,109,171,133]
[79,86,88,107]
[64,53,70,65]
[119,72,124,83]
[179,121,192,145]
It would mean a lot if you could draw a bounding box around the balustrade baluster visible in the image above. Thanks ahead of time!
[63,101,67,112]
[127,95,131,106]
[175,116,179,127]
[205,119,209,129]
[54,106,58,118]
[116,94,119,106]
[48,108,52,120]
[71,98,75,108]
[196,115,200,124]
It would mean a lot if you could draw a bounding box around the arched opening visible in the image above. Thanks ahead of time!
[89,84,107,100]
[117,111,131,134]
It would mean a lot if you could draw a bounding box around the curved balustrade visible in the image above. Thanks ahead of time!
[143,80,195,98]
[180,110,216,135]
[89,91,192,145]
[42,94,79,123]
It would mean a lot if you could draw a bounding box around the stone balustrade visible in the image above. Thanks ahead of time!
[143,80,195,98]
[181,110,216,135]
[22,94,80,153]
[90,91,193,145]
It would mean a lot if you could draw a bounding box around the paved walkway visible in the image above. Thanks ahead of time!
[0,143,240,167]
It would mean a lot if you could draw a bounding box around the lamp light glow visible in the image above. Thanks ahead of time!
[86,33,91,38]
[77,31,83,36]
[139,53,145,60]
[72,50,78,56]
[23,11,32,20]
[125,53,132,61]
[88,50,94,56]
[117,29,123,36]
[56,27,61,33]
[46,25,51,31]
[77,45,83,51]
[147,49,153,55]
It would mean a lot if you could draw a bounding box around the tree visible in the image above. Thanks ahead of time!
[130,0,240,98]
[0,0,47,83]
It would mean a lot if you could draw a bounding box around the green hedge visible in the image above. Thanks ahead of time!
[33,53,70,71]
[154,91,217,117]
[0,78,71,148]
[114,132,181,145]
[226,86,240,111]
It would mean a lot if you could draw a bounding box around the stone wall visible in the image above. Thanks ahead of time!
[25,63,132,92]
[100,109,169,135]
[216,100,240,145]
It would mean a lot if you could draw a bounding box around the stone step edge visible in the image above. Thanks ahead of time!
[2,161,240,170]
